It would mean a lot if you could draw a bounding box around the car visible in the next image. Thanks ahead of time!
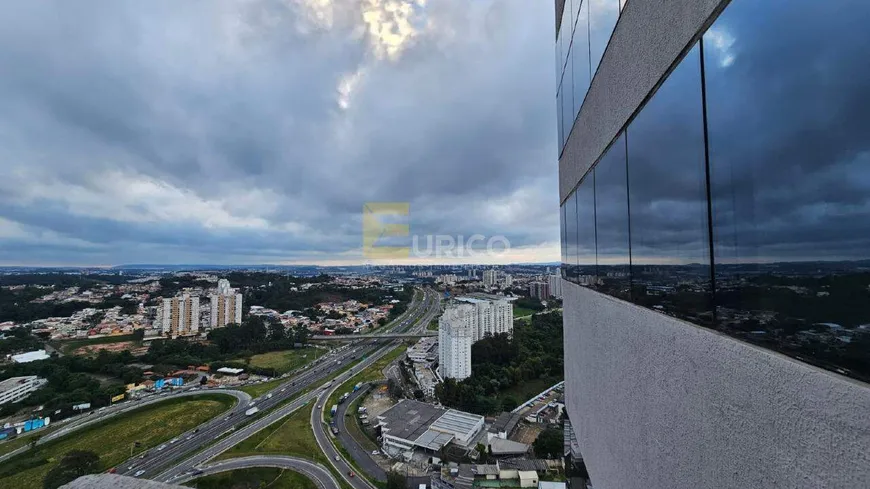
[134,470,146,477]
[139,454,146,459]
[157,444,167,451]
[335,455,341,461]
[128,465,135,470]
[186,435,193,440]
[372,450,379,455]
[170,438,178,444]
[317,404,322,409]
[348,471,355,478]
[281,388,286,392]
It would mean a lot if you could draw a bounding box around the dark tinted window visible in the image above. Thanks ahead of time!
[560,202,568,278]
[589,0,620,78]
[575,172,597,285]
[704,0,870,380]
[626,44,712,326]
[564,190,579,281]
[571,0,591,116]
[593,134,630,300]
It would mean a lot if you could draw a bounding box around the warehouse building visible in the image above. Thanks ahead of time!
[377,400,484,454]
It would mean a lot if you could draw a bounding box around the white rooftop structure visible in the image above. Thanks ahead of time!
[11,349,50,363]
[216,367,244,375]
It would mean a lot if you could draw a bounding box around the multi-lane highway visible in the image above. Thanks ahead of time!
[312,288,441,489]
[124,288,437,484]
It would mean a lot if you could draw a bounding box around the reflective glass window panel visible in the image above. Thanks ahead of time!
[561,201,568,278]
[593,134,631,300]
[561,45,575,147]
[557,83,564,151]
[704,0,870,381]
[576,173,597,285]
[565,190,579,282]
[571,0,591,116]
[627,43,712,326]
[589,0,620,78]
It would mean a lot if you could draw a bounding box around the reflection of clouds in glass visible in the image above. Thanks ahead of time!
[704,27,735,68]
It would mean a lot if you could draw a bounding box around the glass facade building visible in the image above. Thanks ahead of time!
[559,0,870,384]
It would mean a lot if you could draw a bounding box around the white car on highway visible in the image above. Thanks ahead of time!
[134,470,146,477]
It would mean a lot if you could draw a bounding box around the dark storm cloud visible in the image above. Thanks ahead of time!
[0,0,560,265]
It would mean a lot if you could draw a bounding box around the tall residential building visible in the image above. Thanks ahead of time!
[556,0,870,487]
[529,281,550,300]
[210,279,243,329]
[502,274,513,288]
[438,305,474,380]
[161,294,199,338]
[455,296,513,342]
[547,274,562,299]
[482,269,496,288]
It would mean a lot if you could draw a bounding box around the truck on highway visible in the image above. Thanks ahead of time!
[331,405,338,416]
[267,393,273,399]
[353,383,362,392]
[245,407,260,416]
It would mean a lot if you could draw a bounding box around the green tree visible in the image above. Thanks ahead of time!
[43,450,101,489]
[532,428,563,459]
[386,471,407,489]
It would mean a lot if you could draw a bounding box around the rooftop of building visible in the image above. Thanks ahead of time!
[0,375,41,391]
[431,409,484,436]
[379,399,446,442]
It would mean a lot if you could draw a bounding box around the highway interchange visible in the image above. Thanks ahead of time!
[111,287,440,487]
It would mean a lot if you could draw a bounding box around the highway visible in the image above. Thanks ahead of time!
[0,388,252,464]
[312,289,441,489]
[171,456,339,489]
[132,288,437,483]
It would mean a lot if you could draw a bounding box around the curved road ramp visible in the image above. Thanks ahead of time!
[59,456,338,489]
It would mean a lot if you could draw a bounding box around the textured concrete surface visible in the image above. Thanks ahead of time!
[563,280,870,489]
[559,0,726,201]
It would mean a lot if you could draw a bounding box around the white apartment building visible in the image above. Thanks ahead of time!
[438,298,513,380]
[455,297,514,342]
[161,294,200,338]
[483,269,497,288]
[439,305,474,380]
[503,274,513,288]
[548,274,562,299]
[210,279,243,329]
[0,376,48,405]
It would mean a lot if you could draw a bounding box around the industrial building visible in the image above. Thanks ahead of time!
[377,400,484,454]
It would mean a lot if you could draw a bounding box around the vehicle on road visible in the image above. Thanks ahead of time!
[157,444,167,451]
[335,455,340,461]
[372,450,379,455]
[267,393,273,399]
[348,471,355,478]
[245,407,260,416]
[134,470,145,477]
[331,426,340,435]
[107,468,117,474]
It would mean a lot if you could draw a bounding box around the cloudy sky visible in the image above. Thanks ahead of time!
[0,0,559,267]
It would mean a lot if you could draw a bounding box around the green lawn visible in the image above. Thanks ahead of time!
[426,320,438,331]
[185,467,316,489]
[243,347,326,375]
[513,307,536,318]
[218,403,326,465]
[0,395,235,489]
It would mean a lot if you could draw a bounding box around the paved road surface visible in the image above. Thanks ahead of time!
[172,455,339,489]
[334,385,386,480]
[313,289,441,489]
[142,288,435,482]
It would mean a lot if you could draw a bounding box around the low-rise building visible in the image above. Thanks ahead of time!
[0,376,48,405]
[377,400,485,454]
[10,349,50,363]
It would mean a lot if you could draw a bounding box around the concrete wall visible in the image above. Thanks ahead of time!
[563,281,870,489]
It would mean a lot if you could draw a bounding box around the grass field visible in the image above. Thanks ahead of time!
[185,467,317,489]
[243,347,326,375]
[218,403,325,464]
[513,307,536,318]
[0,395,234,489]
[52,334,138,354]
[426,320,438,331]
[0,431,40,458]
